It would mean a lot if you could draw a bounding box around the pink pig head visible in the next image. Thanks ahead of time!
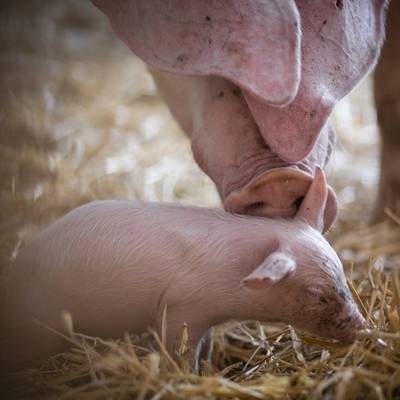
[93,0,388,234]
[241,168,365,342]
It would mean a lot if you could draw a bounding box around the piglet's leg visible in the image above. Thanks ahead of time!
[0,310,68,372]
[373,1,400,222]
[194,328,214,373]
[156,307,212,361]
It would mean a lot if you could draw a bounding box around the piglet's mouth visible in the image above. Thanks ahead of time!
[224,168,337,232]
[324,313,367,344]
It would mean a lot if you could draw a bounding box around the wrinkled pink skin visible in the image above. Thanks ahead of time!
[1,178,364,371]
[151,71,337,227]
[93,0,388,232]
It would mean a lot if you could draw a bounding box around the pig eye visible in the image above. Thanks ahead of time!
[306,287,328,306]
[306,288,322,302]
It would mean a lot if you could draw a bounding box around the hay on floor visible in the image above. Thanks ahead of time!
[1,1,400,399]
[2,217,396,400]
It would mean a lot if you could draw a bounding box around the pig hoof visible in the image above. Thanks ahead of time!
[194,328,214,374]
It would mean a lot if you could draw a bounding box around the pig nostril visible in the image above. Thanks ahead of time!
[242,197,305,216]
[293,196,305,210]
[243,201,265,214]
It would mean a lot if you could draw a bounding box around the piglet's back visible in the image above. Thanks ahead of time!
[1,200,254,371]
[0,200,203,369]
[15,200,216,282]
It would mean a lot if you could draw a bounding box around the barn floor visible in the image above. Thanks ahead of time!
[1,1,400,399]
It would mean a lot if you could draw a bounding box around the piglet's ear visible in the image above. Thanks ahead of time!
[296,167,328,233]
[241,251,296,289]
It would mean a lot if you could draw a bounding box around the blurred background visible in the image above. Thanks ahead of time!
[0,0,398,273]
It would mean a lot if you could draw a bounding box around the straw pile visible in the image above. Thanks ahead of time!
[3,217,398,400]
[1,1,400,398]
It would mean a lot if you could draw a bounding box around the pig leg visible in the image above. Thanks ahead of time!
[0,268,71,372]
[157,305,212,359]
[165,318,215,373]
[373,1,400,221]
[0,306,68,372]
[194,328,214,373]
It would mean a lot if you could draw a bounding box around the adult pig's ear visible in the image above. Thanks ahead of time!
[241,251,296,289]
[92,0,301,106]
[296,167,328,233]
[244,0,389,162]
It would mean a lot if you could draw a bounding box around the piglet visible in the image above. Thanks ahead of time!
[0,169,365,371]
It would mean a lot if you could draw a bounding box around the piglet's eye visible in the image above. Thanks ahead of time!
[320,296,328,304]
[306,288,322,302]
[305,288,328,306]
[306,286,322,296]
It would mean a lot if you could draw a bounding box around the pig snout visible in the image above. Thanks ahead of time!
[224,167,337,233]
[337,308,367,343]
[323,306,367,344]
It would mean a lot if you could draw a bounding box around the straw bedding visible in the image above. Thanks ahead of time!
[1,1,399,398]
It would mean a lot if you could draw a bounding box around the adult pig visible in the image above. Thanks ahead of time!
[93,0,389,232]
[1,169,365,371]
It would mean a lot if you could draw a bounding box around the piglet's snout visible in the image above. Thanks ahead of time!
[336,309,367,343]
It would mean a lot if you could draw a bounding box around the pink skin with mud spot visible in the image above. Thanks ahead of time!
[1,169,365,371]
[92,0,388,232]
